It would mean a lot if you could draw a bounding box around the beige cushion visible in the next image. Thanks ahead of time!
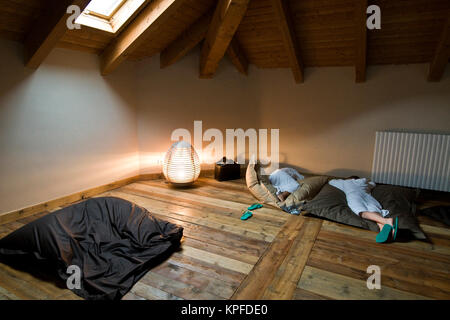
[296,176,330,200]
[246,164,279,206]
[260,182,280,204]
[246,165,329,210]
[282,175,329,209]
[245,163,260,188]
[262,180,278,197]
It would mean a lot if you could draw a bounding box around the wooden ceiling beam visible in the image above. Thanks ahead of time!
[101,0,188,75]
[355,0,368,83]
[428,15,450,82]
[270,0,304,83]
[227,37,248,75]
[24,0,90,69]
[160,10,249,76]
[199,0,251,78]
[160,11,213,69]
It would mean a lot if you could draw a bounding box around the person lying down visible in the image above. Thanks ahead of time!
[269,168,398,243]
[329,177,398,243]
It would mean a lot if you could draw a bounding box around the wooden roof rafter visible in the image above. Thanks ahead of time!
[226,36,248,75]
[100,0,190,75]
[160,11,213,69]
[160,10,248,76]
[270,0,304,83]
[24,0,91,69]
[428,14,450,82]
[5,0,448,81]
[199,0,251,78]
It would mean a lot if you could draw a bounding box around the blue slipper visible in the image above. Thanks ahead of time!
[241,211,253,221]
[248,203,263,211]
[376,224,393,243]
[393,217,399,241]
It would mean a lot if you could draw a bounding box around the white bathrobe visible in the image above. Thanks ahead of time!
[328,178,389,217]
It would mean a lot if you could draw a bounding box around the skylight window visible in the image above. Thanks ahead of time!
[76,0,146,34]
[85,0,126,19]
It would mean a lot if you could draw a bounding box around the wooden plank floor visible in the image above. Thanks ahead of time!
[0,177,449,300]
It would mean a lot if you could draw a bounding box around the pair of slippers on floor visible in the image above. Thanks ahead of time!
[376,217,399,243]
[241,203,263,220]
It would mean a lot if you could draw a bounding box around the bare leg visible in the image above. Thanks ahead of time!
[360,211,394,235]
[277,191,291,202]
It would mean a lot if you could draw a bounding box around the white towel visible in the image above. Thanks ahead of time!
[329,178,389,217]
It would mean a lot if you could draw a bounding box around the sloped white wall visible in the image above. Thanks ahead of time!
[0,39,139,213]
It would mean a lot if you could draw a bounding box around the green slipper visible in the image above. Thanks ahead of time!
[248,203,263,211]
[241,211,253,221]
[393,217,399,241]
[376,224,393,243]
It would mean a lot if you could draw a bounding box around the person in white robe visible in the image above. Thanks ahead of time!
[329,178,394,235]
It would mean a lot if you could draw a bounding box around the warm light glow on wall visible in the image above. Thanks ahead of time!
[163,141,200,185]
[140,152,165,168]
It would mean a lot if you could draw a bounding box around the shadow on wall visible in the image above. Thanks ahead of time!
[370,171,450,192]
[101,63,138,117]
[263,162,369,179]
[0,40,34,103]
[275,151,372,178]
[368,62,450,82]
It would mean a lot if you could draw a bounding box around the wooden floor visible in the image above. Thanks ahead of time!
[0,177,449,300]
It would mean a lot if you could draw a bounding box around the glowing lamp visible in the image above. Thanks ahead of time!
[163,141,201,185]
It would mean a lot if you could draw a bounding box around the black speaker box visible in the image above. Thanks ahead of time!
[214,157,241,181]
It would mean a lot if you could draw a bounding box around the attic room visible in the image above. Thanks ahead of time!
[0,0,449,304]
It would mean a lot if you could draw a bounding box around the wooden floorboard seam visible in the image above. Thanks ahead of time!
[231,215,306,299]
[262,218,323,299]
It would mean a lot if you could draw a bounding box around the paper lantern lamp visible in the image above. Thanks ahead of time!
[163,141,201,185]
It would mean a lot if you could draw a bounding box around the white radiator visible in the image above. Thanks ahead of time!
[371,131,450,192]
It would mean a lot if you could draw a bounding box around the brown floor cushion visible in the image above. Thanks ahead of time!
[420,206,450,226]
[303,183,425,240]
[246,163,279,207]
[246,164,330,213]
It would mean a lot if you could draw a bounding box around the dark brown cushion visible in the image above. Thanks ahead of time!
[372,185,424,239]
[420,206,450,226]
[303,183,425,240]
[302,184,379,231]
